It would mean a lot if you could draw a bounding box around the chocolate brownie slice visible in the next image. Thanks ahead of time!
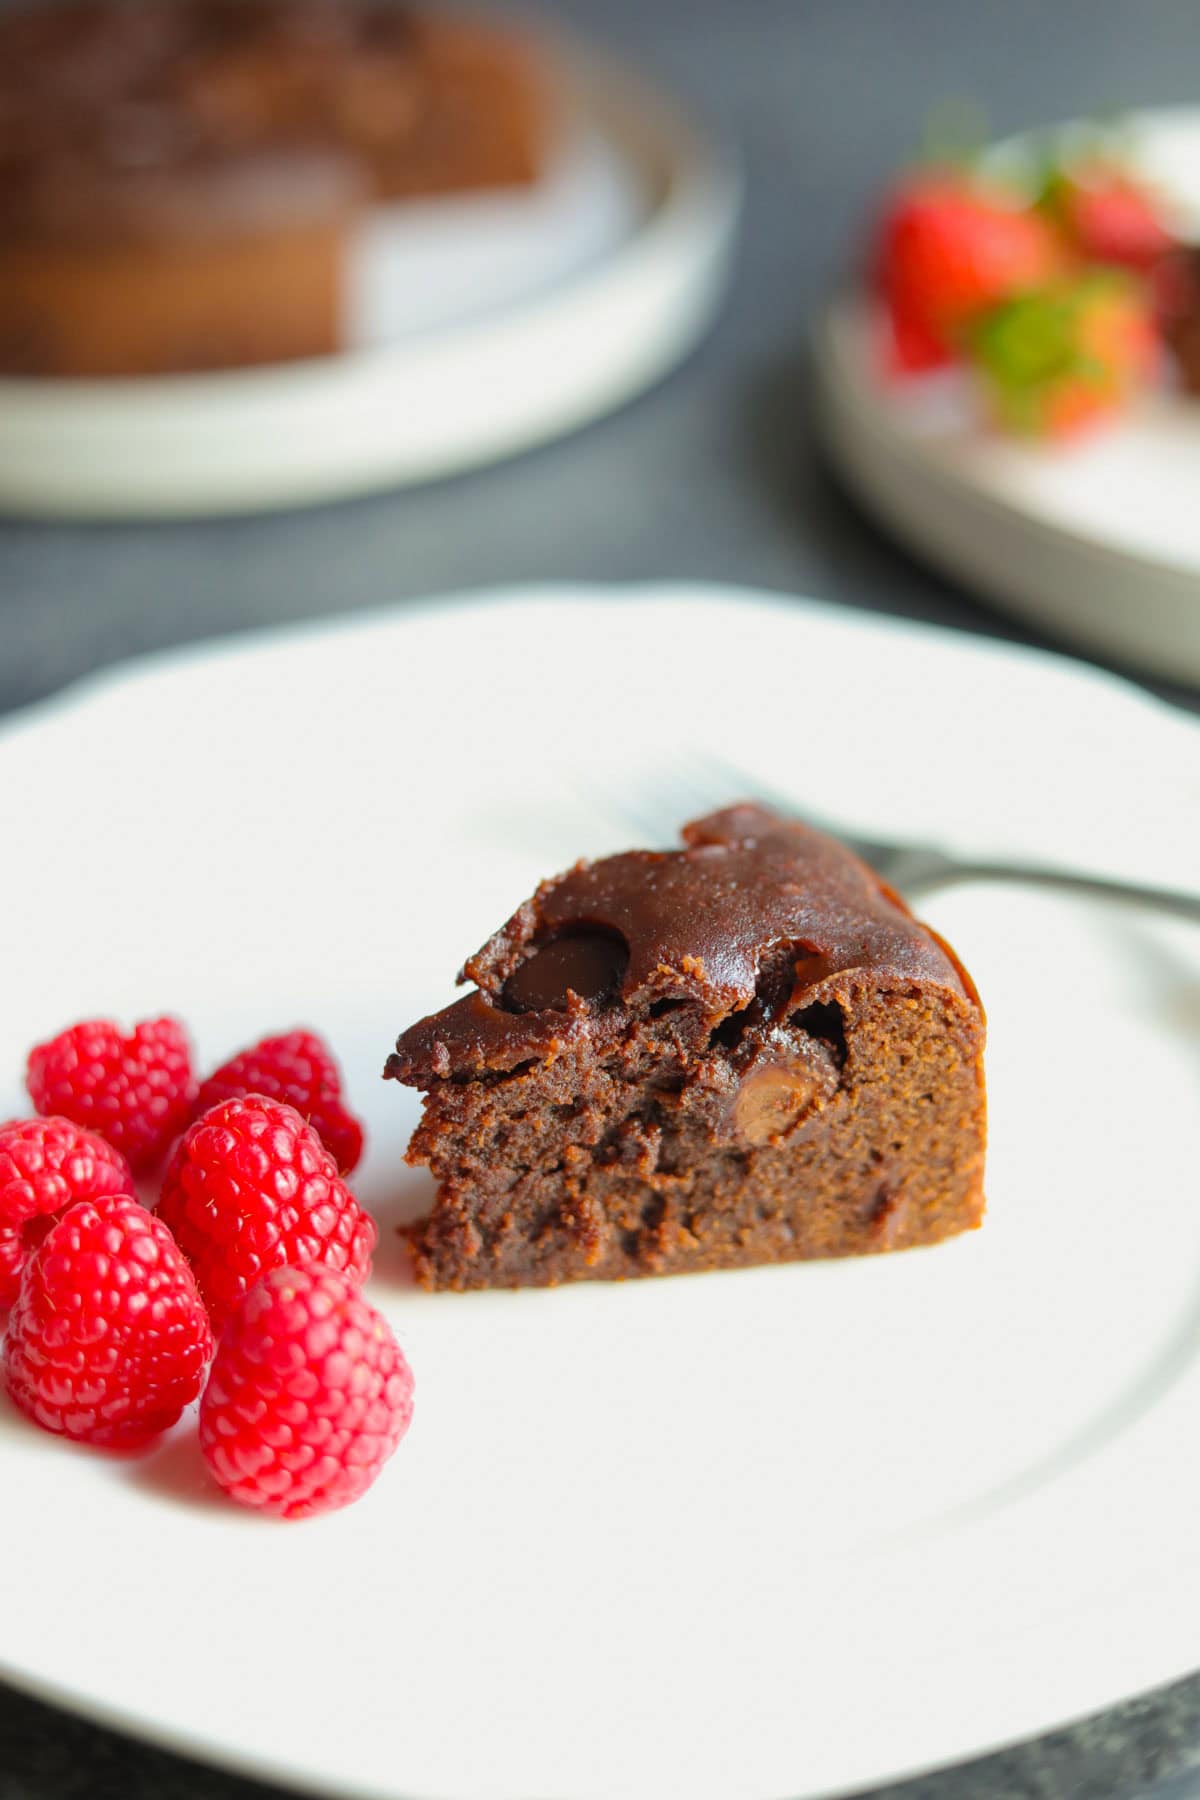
[386,806,987,1290]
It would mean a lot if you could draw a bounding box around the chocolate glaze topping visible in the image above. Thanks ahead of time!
[387,805,976,1086]
[501,930,629,1013]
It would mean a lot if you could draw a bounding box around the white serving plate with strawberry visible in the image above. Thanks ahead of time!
[1,585,1199,1800]
[815,107,1200,687]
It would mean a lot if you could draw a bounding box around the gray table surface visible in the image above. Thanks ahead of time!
[2,1,1200,1796]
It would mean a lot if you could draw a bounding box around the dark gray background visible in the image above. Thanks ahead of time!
[3,1,1200,1795]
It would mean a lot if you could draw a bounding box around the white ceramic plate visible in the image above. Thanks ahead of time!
[0,51,738,520]
[814,107,1200,687]
[1,583,1199,1800]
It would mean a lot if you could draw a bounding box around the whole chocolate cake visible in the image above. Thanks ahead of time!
[387,806,987,1291]
[0,0,550,375]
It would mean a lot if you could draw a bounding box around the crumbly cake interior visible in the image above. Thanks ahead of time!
[388,807,987,1291]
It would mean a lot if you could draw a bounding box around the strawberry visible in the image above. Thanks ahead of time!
[968,270,1155,439]
[1040,161,1176,273]
[874,171,1063,373]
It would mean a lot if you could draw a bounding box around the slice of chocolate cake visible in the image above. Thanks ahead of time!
[386,806,987,1290]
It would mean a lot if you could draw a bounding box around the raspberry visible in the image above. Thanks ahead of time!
[3,1193,212,1447]
[157,1095,376,1333]
[0,1116,135,1307]
[26,1017,197,1175]
[200,1264,414,1518]
[195,1029,364,1174]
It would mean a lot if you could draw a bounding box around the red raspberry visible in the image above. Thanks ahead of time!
[200,1264,413,1518]
[26,1017,197,1175]
[157,1095,376,1333]
[3,1193,212,1447]
[196,1029,364,1174]
[0,1117,135,1307]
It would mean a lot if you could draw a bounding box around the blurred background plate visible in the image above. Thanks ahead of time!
[814,107,1200,687]
[0,47,738,520]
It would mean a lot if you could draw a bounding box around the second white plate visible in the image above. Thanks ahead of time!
[815,107,1200,687]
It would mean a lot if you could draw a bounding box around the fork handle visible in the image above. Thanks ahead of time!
[910,857,1200,924]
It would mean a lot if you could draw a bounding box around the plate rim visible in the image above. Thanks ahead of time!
[815,295,1200,685]
[1,1603,1194,1800]
[817,291,1198,585]
[3,575,1195,756]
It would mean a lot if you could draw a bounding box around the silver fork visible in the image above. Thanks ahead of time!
[603,754,1200,923]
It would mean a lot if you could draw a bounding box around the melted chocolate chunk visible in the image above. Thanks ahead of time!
[502,932,629,1014]
[731,1061,818,1145]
